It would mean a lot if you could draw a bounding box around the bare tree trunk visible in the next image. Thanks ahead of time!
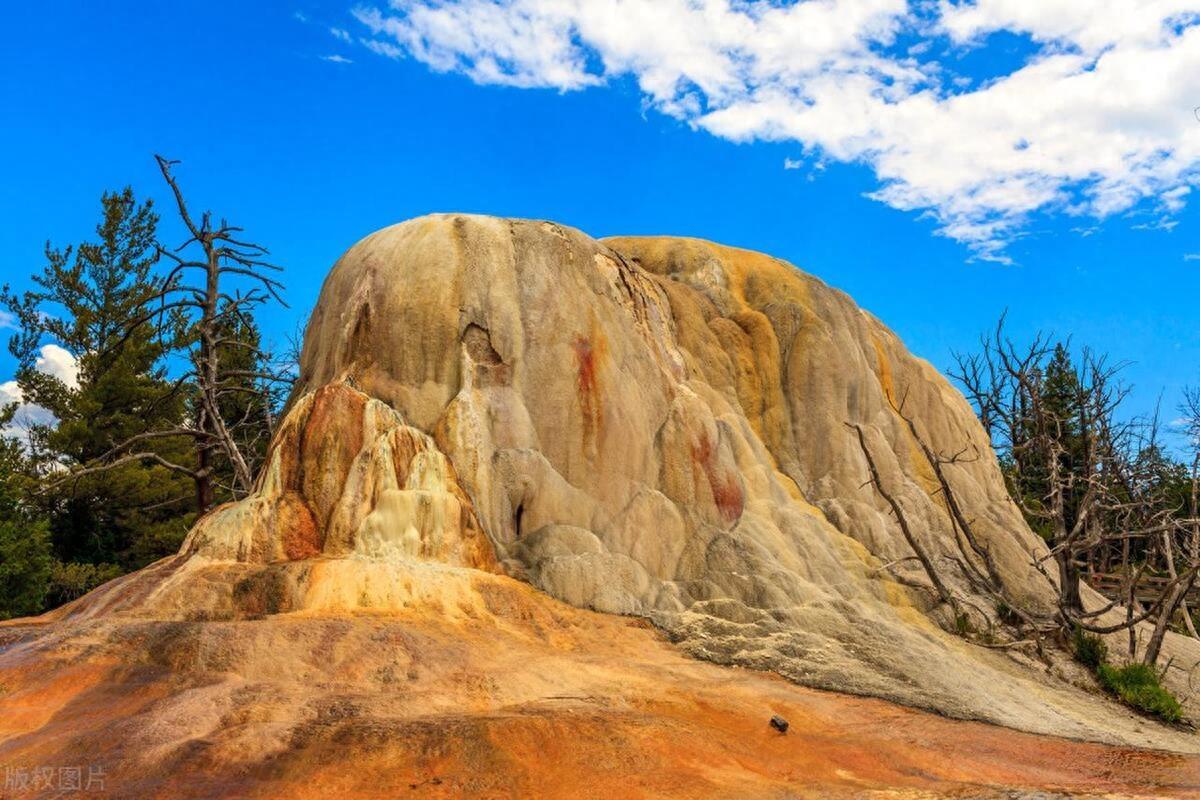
[1127,577,1138,660]
[893,405,1005,592]
[196,248,254,496]
[153,155,284,510]
[195,416,214,513]
[1144,570,1198,666]
[1058,554,1083,615]
[1161,527,1200,640]
[1186,458,1200,639]
[850,423,956,610]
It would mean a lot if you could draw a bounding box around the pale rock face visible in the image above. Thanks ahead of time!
[300,219,1014,614]
[183,384,497,572]
[44,214,1198,746]
[59,381,499,623]
[280,213,1198,736]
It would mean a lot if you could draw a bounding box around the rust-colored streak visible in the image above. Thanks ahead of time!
[278,492,322,560]
[572,335,603,443]
[572,336,597,398]
[710,472,745,525]
[691,431,745,525]
[300,384,367,530]
[270,417,304,493]
[388,428,421,489]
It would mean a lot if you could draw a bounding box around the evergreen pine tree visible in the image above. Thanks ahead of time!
[1003,343,1085,540]
[1,189,196,575]
[0,404,52,619]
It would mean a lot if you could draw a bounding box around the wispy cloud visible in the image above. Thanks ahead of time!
[0,310,16,330]
[321,54,354,64]
[1132,217,1180,232]
[351,0,1200,263]
[784,156,826,182]
[363,38,404,59]
[1185,253,1200,261]
[330,26,352,42]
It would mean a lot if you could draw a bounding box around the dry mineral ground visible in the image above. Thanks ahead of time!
[2,562,1199,799]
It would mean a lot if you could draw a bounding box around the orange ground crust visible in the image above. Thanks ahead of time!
[1,573,1197,799]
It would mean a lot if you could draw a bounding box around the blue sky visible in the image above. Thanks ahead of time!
[3,1,1200,441]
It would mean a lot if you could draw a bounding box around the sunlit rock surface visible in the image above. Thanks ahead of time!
[289,215,1198,741]
[2,215,1199,797]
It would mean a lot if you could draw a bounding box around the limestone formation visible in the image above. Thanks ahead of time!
[5,214,1200,777]
[285,214,1197,739]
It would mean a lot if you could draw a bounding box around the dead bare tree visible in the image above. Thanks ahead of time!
[848,422,955,608]
[147,155,290,510]
[953,318,1115,619]
[46,156,291,514]
[847,418,1006,645]
[1105,413,1200,665]
[950,315,1200,666]
[882,391,1055,649]
[1169,386,1200,642]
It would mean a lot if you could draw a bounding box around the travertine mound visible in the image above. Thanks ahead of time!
[5,214,1199,767]
[184,384,496,572]
[280,214,1189,742]
[50,382,498,624]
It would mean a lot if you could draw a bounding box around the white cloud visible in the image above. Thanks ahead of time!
[331,26,352,42]
[0,310,15,330]
[353,3,605,91]
[36,344,79,389]
[1132,216,1180,232]
[1162,184,1192,212]
[1,344,79,441]
[362,37,405,60]
[1185,252,1200,260]
[321,54,354,64]
[938,0,1200,53]
[353,0,1200,261]
[784,155,827,182]
[0,380,21,410]
[0,380,56,441]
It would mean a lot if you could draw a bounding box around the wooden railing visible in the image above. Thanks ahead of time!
[1085,572,1200,605]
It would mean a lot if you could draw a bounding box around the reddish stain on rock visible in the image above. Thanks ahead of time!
[301,384,367,527]
[278,492,322,560]
[711,473,745,525]
[573,335,603,442]
[388,427,422,489]
[270,420,304,493]
[691,431,745,526]
[573,336,597,395]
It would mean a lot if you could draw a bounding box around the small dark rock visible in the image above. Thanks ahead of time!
[769,714,789,734]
